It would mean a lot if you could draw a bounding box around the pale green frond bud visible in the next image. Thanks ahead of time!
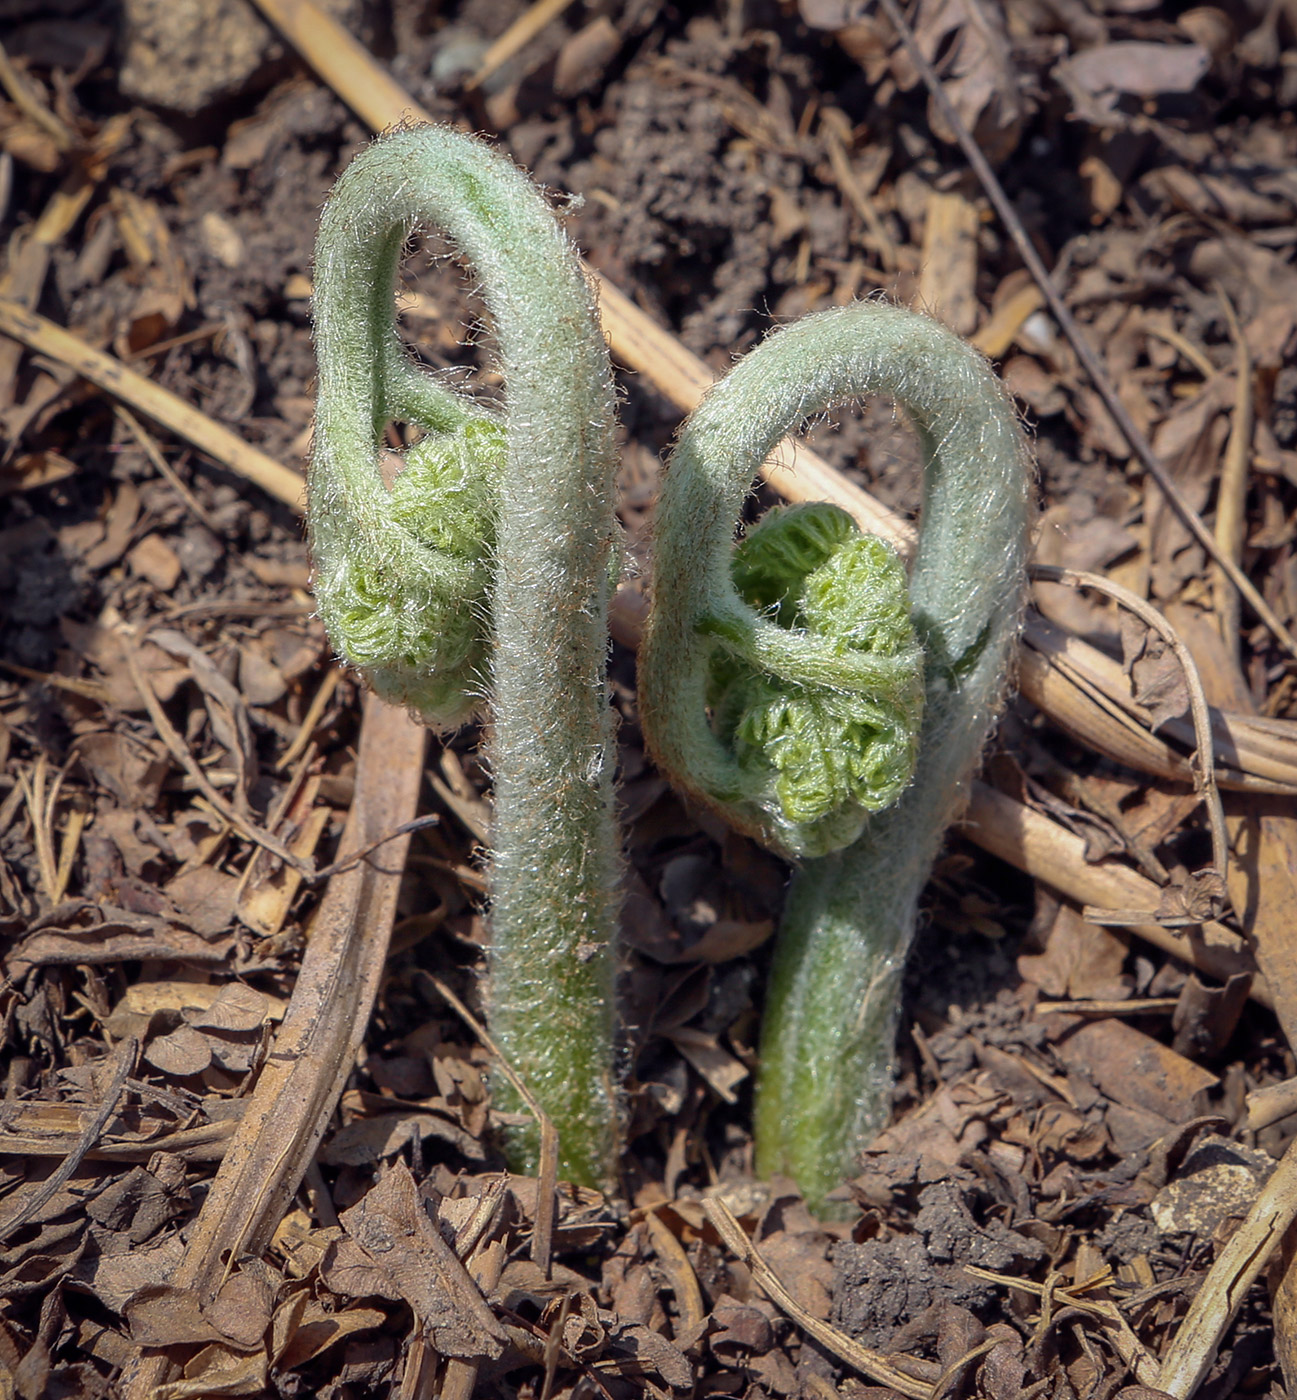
[388,417,504,556]
[638,300,1033,1211]
[706,504,924,857]
[313,416,503,725]
[800,528,921,659]
[730,500,857,624]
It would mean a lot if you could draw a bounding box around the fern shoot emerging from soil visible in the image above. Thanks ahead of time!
[309,125,622,1189]
[639,303,1032,1210]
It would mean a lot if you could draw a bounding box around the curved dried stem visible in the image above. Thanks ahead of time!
[1030,563,1228,928]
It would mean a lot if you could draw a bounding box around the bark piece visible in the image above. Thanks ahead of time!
[1056,1018,1218,1123]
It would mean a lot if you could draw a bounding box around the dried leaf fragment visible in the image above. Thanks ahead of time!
[1059,41,1210,100]
[1121,612,1191,732]
[270,1289,386,1371]
[125,1268,273,1352]
[335,1163,505,1360]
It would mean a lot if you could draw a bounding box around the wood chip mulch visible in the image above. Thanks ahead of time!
[1,1,1296,1397]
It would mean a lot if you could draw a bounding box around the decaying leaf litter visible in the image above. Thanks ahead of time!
[0,0,1296,1395]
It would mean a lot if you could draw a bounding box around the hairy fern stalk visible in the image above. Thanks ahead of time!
[309,125,621,1188]
[640,303,1032,1211]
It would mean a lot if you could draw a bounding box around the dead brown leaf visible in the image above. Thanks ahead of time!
[164,866,240,937]
[154,1342,267,1398]
[6,900,237,977]
[125,1266,273,1352]
[1060,40,1210,100]
[270,1289,386,1372]
[333,1162,505,1360]
[1121,611,1191,732]
[893,0,1024,162]
[1018,901,1132,1001]
[1056,1019,1218,1123]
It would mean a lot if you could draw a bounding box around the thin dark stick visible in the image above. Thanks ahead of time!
[1031,563,1228,925]
[0,1037,138,1245]
[309,814,443,883]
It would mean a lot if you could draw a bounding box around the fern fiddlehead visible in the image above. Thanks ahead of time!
[640,302,1032,1209]
[310,125,621,1188]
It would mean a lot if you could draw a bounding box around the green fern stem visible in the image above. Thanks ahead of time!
[639,303,1030,1210]
[310,126,621,1187]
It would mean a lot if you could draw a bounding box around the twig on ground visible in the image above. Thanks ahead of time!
[16,753,72,904]
[965,1265,1160,1387]
[463,0,579,92]
[1157,1132,1297,1398]
[0,39,73,150]
[122,635,314,875]
[1029,564,1229,926]
[703,1190,933,1399]
[0,1036,137,1246]
[1211,285,1252,659]
[820,106,899,270]
[275,666,342,772]
[114,403,223,532]
[0,172,95,407]
[643,1209,707,1335]
[966,782,1265,1006]
[0,299,304,507]
[1035,997,1180,1017]
[1017,622,1297,795]
[440,1217,509,1400]
[1143,320,1216,381]
[1246,1075,1297,1131]
[310,814,441,883]
[249,0,429,132]
[120,693,425,1400]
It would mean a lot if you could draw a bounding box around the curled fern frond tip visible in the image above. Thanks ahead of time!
[311,413,504,728]
[709,502,925,859]
[311,122,624,1188]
